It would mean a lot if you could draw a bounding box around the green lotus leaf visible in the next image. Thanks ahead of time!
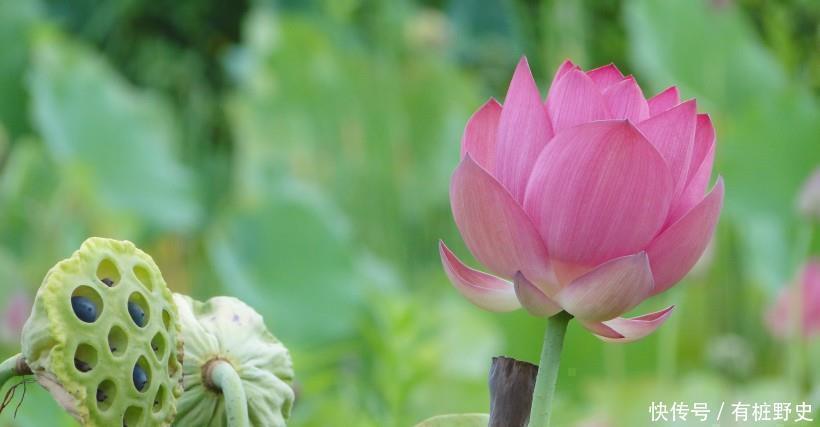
[20,237,183,426]
[173,293,295,427]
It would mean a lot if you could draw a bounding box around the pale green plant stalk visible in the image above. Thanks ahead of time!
[528,311,572,427]
[787,222,814,392]
[0,354,27,391]
[206,360,250,427]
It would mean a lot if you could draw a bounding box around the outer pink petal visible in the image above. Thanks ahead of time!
[798,168,820,219]
[546,68,609,133]
[668,114,716,225]
[637,100,697,200]
[554,252,654,322]
[524,120,674,266]
[648,178,724,294]
[450,156,556,293]
[602,76,650,123]
[439,241,520,312]
[460,98,502,172]
[513,272,562,317]
[765,288,791,339]
[687,114,716,184]
[647,86,680,116]
[579,320,624,339]
[494,57,554,203]
[802,261,820,334]
[593,306,676,343]
[586,63,625,92]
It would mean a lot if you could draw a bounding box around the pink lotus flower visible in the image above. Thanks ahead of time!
[766,260,820,339]
[1,290,31,344]
[797,167,820,220]
[439,58,724,342]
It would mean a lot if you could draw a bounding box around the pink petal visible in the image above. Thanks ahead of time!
[439,241,520,312]
[798,168,820,219]
[494,57,554,203]
[593,306,676,343]
[546,68,609,133]
[687,114,716,184]
[450,156,556,293]
[460,98,502,172]
[551,59,578,88]
[648,178,724,294]
[579,320,624,339]
[802,261,820,334]
[648,86,680,116]
[602,76,650,123]
[524,120,674,266]
[668,114,716,224]
[513,272,562,317]
[765,288,792,339]
[586,63,625,92]
[637,100,697,200]
[554,252,654,322]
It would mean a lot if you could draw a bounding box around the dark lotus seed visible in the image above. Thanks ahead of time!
[96,388,107,402]
[128,301,146,327]
[74,358,91,372]
[133,364,148,391]
[101,277,114,287]
[71,296,97,323]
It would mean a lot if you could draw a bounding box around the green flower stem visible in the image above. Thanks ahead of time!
[207,359,250,427]
[528,311,572,427]
[0,354,29,390]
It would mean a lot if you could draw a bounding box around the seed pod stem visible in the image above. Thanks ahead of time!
[205,359,250,427]
[0,354,30,390]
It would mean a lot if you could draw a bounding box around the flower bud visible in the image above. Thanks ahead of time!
[173,293,295,427]
[20,237,183,426]
[797,167,820,220]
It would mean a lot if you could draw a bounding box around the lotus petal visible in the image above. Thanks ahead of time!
[554,253,654,322]
[648,178,724,293]
[524,120,673,265]
[439,241,520,312]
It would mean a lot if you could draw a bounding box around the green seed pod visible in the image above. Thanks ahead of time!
[173,293,295,427]
[20,237,183,426]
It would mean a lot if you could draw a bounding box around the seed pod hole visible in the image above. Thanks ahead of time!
[127,292,149,328]
[152,385,166,413]
[167,353,179,378]
[132,264,154,292]
[71,286,103,323]
[150,332,166,360]
[96,258,120,287]
[162,309,171,329]
[73,343,98,373]
[107,325,128,356]
[95,379,117,411]
[132,357,151,392]
[122,406,143,427]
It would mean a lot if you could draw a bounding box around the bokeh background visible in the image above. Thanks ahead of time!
[0,0,818,425]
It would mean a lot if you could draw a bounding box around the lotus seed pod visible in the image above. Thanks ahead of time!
[20,237,183,426]
[173,293,295,427]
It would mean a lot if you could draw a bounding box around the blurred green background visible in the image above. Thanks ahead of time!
[0,0,818,425]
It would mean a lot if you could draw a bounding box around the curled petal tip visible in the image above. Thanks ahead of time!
[594,305,676,343]
[438,240,520,312]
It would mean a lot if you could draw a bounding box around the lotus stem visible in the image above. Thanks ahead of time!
[0,354,30,391]
[528,311,572,427]
[205,359,250,427]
